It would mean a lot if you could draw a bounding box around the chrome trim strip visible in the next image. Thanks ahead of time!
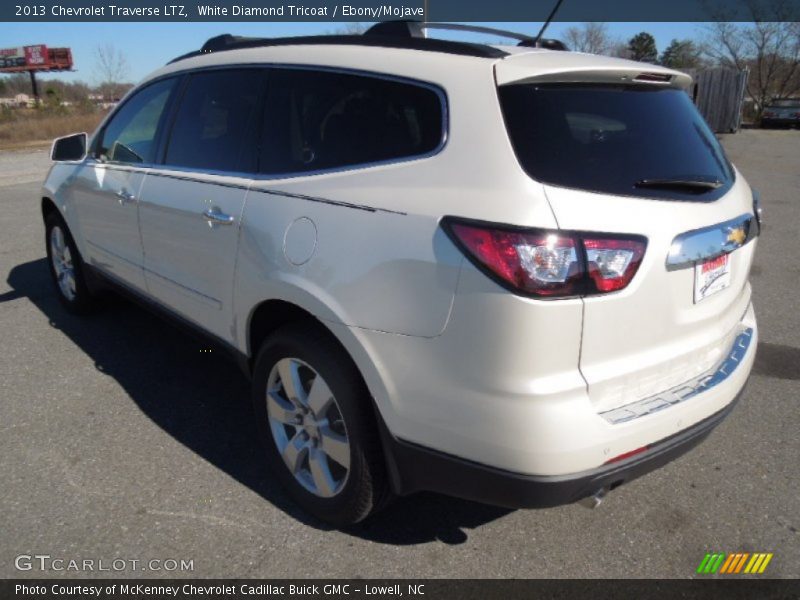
[666,213,757,270]
[249,187,407,215]
[86,162,405,215]
[600,326,754,425]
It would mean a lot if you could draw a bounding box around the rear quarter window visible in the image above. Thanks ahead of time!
[259,69,444,175]
[499,84,734,201]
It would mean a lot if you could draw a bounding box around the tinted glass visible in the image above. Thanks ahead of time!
[260,69,443,174]
[98,78,176,164]
[499,84,734,200]
[165,69,264,172]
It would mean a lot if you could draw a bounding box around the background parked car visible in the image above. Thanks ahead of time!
[761,100,800,128]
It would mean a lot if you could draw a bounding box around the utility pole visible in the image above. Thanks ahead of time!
[28,70,40,104]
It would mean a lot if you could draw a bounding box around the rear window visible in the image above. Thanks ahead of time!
[499,84,734,200]
[259,69,444,175]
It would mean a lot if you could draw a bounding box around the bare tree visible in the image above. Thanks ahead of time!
[94,43,130,101]
[563,22,615,55]
[703,0,800,116]
[326,22,370,35]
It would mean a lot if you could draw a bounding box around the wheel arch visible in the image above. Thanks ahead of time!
[245,297,393,424]
[41,196,60,221]
[247,299,327,367]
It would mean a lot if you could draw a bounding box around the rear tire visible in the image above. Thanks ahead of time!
[252,322,391,526]
[44,211,98,314]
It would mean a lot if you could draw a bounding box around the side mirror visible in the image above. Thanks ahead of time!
[51,132,87,162]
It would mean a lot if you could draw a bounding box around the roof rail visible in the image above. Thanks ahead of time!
[365,21,569,51]
[168,30,510,65]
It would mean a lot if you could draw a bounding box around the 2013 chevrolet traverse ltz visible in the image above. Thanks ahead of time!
[43,23,760,525]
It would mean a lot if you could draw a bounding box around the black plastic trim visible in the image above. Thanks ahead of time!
[377,381,747,508]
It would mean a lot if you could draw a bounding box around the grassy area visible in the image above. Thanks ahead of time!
[0,107,107,150]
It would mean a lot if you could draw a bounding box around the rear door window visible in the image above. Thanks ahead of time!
[164,69,265,173]
[499,84,734,200]
[259,69,444,175]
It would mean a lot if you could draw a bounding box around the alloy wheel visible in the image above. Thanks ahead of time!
[50,225,77,301]
[265,358,351,498]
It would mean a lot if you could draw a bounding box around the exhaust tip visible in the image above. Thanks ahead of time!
[578,489,606,509]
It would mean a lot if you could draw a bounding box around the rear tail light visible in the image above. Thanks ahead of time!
[584,238,646,292]
[443,218,647,299]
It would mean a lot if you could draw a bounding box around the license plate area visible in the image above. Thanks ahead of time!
[694,253,731,303]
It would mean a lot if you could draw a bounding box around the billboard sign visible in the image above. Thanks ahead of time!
[0,47,26,69]
[0,45,72,72]
[24,45,48,66]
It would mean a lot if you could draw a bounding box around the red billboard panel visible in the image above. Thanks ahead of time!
[24,45,48,66]
[0,45,72,72]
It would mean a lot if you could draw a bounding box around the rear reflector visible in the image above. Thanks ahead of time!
[604,446,649,464]
[442,218,647,299]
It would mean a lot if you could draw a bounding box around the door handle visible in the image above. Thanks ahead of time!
[115,189,136,205]
[202,207,235,226]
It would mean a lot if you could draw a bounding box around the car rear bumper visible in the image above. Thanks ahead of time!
[761,118,800,127]
[380,379,748,508]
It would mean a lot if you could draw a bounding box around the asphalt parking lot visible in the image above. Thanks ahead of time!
[0,130,798,579]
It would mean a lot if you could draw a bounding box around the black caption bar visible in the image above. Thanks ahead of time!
[4,0,800,22]
[3,580,800,600]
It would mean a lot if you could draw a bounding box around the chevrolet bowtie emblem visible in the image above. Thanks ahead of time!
[727,227,747,245]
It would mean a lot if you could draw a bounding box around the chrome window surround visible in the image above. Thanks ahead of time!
[600,326,754,425]
[666,213,758,270]
[91,63,449,180]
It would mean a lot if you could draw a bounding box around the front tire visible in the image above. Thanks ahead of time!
[252,322,390,526]
[44,211,98,314]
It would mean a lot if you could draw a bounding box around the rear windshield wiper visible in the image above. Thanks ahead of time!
[634,178,723,193]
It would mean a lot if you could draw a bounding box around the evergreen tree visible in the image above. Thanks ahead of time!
[627,32,658,63]
[660,39,703,69]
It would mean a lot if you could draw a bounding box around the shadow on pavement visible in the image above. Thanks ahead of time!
[752,341,800,381]
[5,258,511,545]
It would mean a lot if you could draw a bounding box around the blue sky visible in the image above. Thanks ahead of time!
[1,22,709,85]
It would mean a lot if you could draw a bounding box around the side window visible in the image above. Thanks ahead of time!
[164,69,265,172]
[97,78,176,164]
[260,69,444,175]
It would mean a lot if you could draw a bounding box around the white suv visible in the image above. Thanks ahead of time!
[43,23,760,525]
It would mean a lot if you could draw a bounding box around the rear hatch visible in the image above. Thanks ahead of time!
[496,52,758,413]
